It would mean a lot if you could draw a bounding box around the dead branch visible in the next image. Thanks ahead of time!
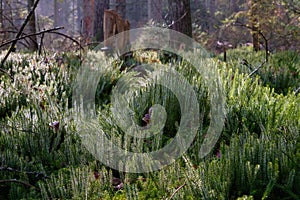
[0,0,40,71]
[0,27,64,48]
[168,182,186,200]
[1,14,19,31]
[168,12,187,28]
[0,26,63,79]
[249,61,266,77]
[0,27,83,51]
[0,166,49,180]
[0,179,37,189]
[50,31,84,50]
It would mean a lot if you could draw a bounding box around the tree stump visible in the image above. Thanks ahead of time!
[103,9,130,50]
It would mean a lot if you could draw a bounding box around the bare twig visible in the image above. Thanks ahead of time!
[0,179,37,189]
[0,27,64,48]
[0,166,49,179]
[50,31,84,50]
[0,30,18,34]
[1,14,19,31]
[0,27,83,51]
[168,12,188,28]
[0,31,32,47]
[168,182,186,200]
[0,0,40,71]
[0,27,63,80]
[249,61,266,77]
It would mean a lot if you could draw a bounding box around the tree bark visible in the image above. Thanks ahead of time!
[148,0,162,23]
[116,0,126,19]
[54,0,63,27]
[62,0,69,29]
[94,0,109,42]
[252,22,260,51]
[1,0,40,74]
[82,0,95,42]
[103,10,130,49]
[27,0,38,51]
[0,0,3,36]
[0,27,64,49]
[0,0,7,43]
[168,0,192,38]
[249,0,260,51]
[39,0,51,16]
[167,0,192,50]
[77,0,82,33]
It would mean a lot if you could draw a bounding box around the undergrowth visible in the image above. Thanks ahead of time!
[0,48,299,199]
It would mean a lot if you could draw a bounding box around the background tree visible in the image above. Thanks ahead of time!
[94,0,109,42]
[0,0,16,46]
[116,0,126,19]
[230,0,300,52]
[148,0,163,23]
[0,0,298,52]
[54,0,63,28]
[168,0,192,38]
[27,0,38,51]
[0,0,3,42]
[77,0,82,32]
[249,0,260,51]
[82,0,94,42]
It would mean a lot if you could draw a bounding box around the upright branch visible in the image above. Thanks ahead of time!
[234,21,269,62]
[0,0,40,75]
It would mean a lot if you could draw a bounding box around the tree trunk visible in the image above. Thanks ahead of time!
[82,0,95,42]
[167,0,192,50]
[39,0,51,16]
[62,0,69,30]
[168,0,192,38]
[103,10,130,49]
[54,0,68,33]
[116,0,126,19]
[27,0,38,51]
[54,0,63,27]
[249,0,260,51]
[148,0,162,23]
[0,0,5,43]
[0,0,3,34]
[252,22,260,51]
[77,0,82,33]
[94,0,109,42]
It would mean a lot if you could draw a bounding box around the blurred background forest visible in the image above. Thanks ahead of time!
[0,0,299,54]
